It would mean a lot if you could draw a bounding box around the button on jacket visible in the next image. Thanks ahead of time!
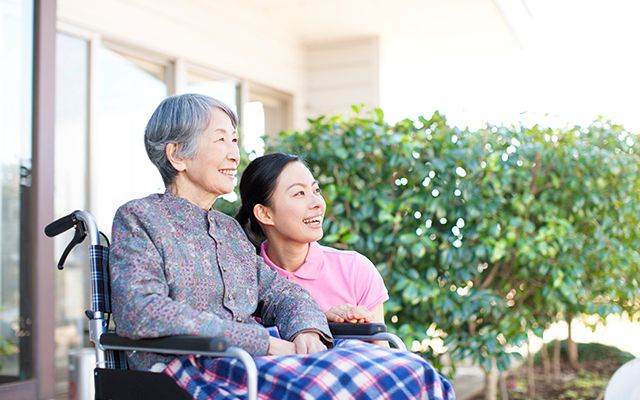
[109,190,332,370]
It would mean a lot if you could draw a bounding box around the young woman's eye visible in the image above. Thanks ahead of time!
[232,137,238,143]
[294,190,304,196]
[315,188,322,194]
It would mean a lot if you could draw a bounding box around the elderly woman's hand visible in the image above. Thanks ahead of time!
[267,337,296,355]
[267,332,326,355]
[325,304,375,323]
[292,332,327,354]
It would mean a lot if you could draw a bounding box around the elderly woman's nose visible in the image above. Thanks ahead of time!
[227,143,240,162]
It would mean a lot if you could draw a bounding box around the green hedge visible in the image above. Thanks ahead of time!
[219,107,640,373]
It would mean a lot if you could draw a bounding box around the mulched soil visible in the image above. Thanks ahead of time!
[467,358,622,400]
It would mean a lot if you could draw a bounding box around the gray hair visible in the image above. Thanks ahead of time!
[144,93,239,187]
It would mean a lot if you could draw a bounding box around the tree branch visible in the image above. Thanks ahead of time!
[333,164,350,218]
[478,260,502,291]
[530,152,542,194]
[384,214,403,283]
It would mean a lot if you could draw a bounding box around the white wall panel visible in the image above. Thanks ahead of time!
[305,37,379,119]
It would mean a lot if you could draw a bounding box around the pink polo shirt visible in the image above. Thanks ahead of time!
[260,241,389,313]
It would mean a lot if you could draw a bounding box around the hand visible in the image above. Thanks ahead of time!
[266,337,296,356]
[325,304,375,323]
[292,332,327,354]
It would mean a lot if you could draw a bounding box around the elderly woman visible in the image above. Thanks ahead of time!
[110,93,330,364]
[110,93,455,399]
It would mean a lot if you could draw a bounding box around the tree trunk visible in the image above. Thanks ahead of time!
[527,334,535,400]
[566,315,579,369]
[499,372,509,400]
[484,359,498,400]
[553,338,561,381]
[541,341,551,385]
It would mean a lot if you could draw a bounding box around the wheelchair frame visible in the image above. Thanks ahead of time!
[46,210,405,400]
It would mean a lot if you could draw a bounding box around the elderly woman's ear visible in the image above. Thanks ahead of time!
[166,143,186,172]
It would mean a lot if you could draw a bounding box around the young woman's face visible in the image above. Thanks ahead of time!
[265,161,326,246]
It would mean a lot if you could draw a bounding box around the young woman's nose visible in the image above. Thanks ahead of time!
[310,195,326,210]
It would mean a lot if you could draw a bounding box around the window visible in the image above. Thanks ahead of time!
[186,70,238,114]
[244,85,293,159]
[249,87,292,140]
[243,102,266,159]
[91,44,167,232]
[0,0,34,383]
[54,31,90,392]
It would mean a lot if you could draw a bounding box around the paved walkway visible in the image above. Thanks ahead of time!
[450,366,485,400]
[447,317,640,399]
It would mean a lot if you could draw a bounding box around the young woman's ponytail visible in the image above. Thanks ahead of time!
[235,204,263,253]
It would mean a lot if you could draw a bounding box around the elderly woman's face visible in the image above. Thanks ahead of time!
[178,107,240,206]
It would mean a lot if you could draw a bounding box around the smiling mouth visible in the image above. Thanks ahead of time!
[303,216,323,225]
[219,169,236,177]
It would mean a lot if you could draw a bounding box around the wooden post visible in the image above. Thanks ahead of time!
[527,333,535,400]
[553,338,561,381]
[499,372,509,400]
[484,359,498,400]
[541,341,551,385]
[566,315,579,369]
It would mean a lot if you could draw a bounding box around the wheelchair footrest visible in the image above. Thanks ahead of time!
[95,368,192,400]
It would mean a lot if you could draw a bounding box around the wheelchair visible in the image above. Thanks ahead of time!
[46,210,406,400]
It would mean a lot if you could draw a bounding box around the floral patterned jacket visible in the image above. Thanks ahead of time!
[109,190,332,370]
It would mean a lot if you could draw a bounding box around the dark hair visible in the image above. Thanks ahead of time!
[144,93,238,187]
[235,153,300,252]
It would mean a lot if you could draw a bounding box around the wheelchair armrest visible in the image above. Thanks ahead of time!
[328,323,407,350]
[99,333,259,400]
[328,322,387,336]
[100,332,229,353]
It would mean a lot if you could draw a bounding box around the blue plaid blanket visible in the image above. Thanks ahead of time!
[164,339,455,399]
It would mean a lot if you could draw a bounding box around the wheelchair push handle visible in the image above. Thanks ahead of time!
[45,210,101,270]
[44,211,79,237]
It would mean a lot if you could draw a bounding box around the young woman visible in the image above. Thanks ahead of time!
[236,153,389,327]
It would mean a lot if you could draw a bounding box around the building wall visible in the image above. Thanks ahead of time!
[305,37,380,118]
[57,0,310,128]
[57,0,385,129]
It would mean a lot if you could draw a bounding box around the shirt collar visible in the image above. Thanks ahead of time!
[162,189,221,239]
[260,241,323,280]
[163,189,207,215]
